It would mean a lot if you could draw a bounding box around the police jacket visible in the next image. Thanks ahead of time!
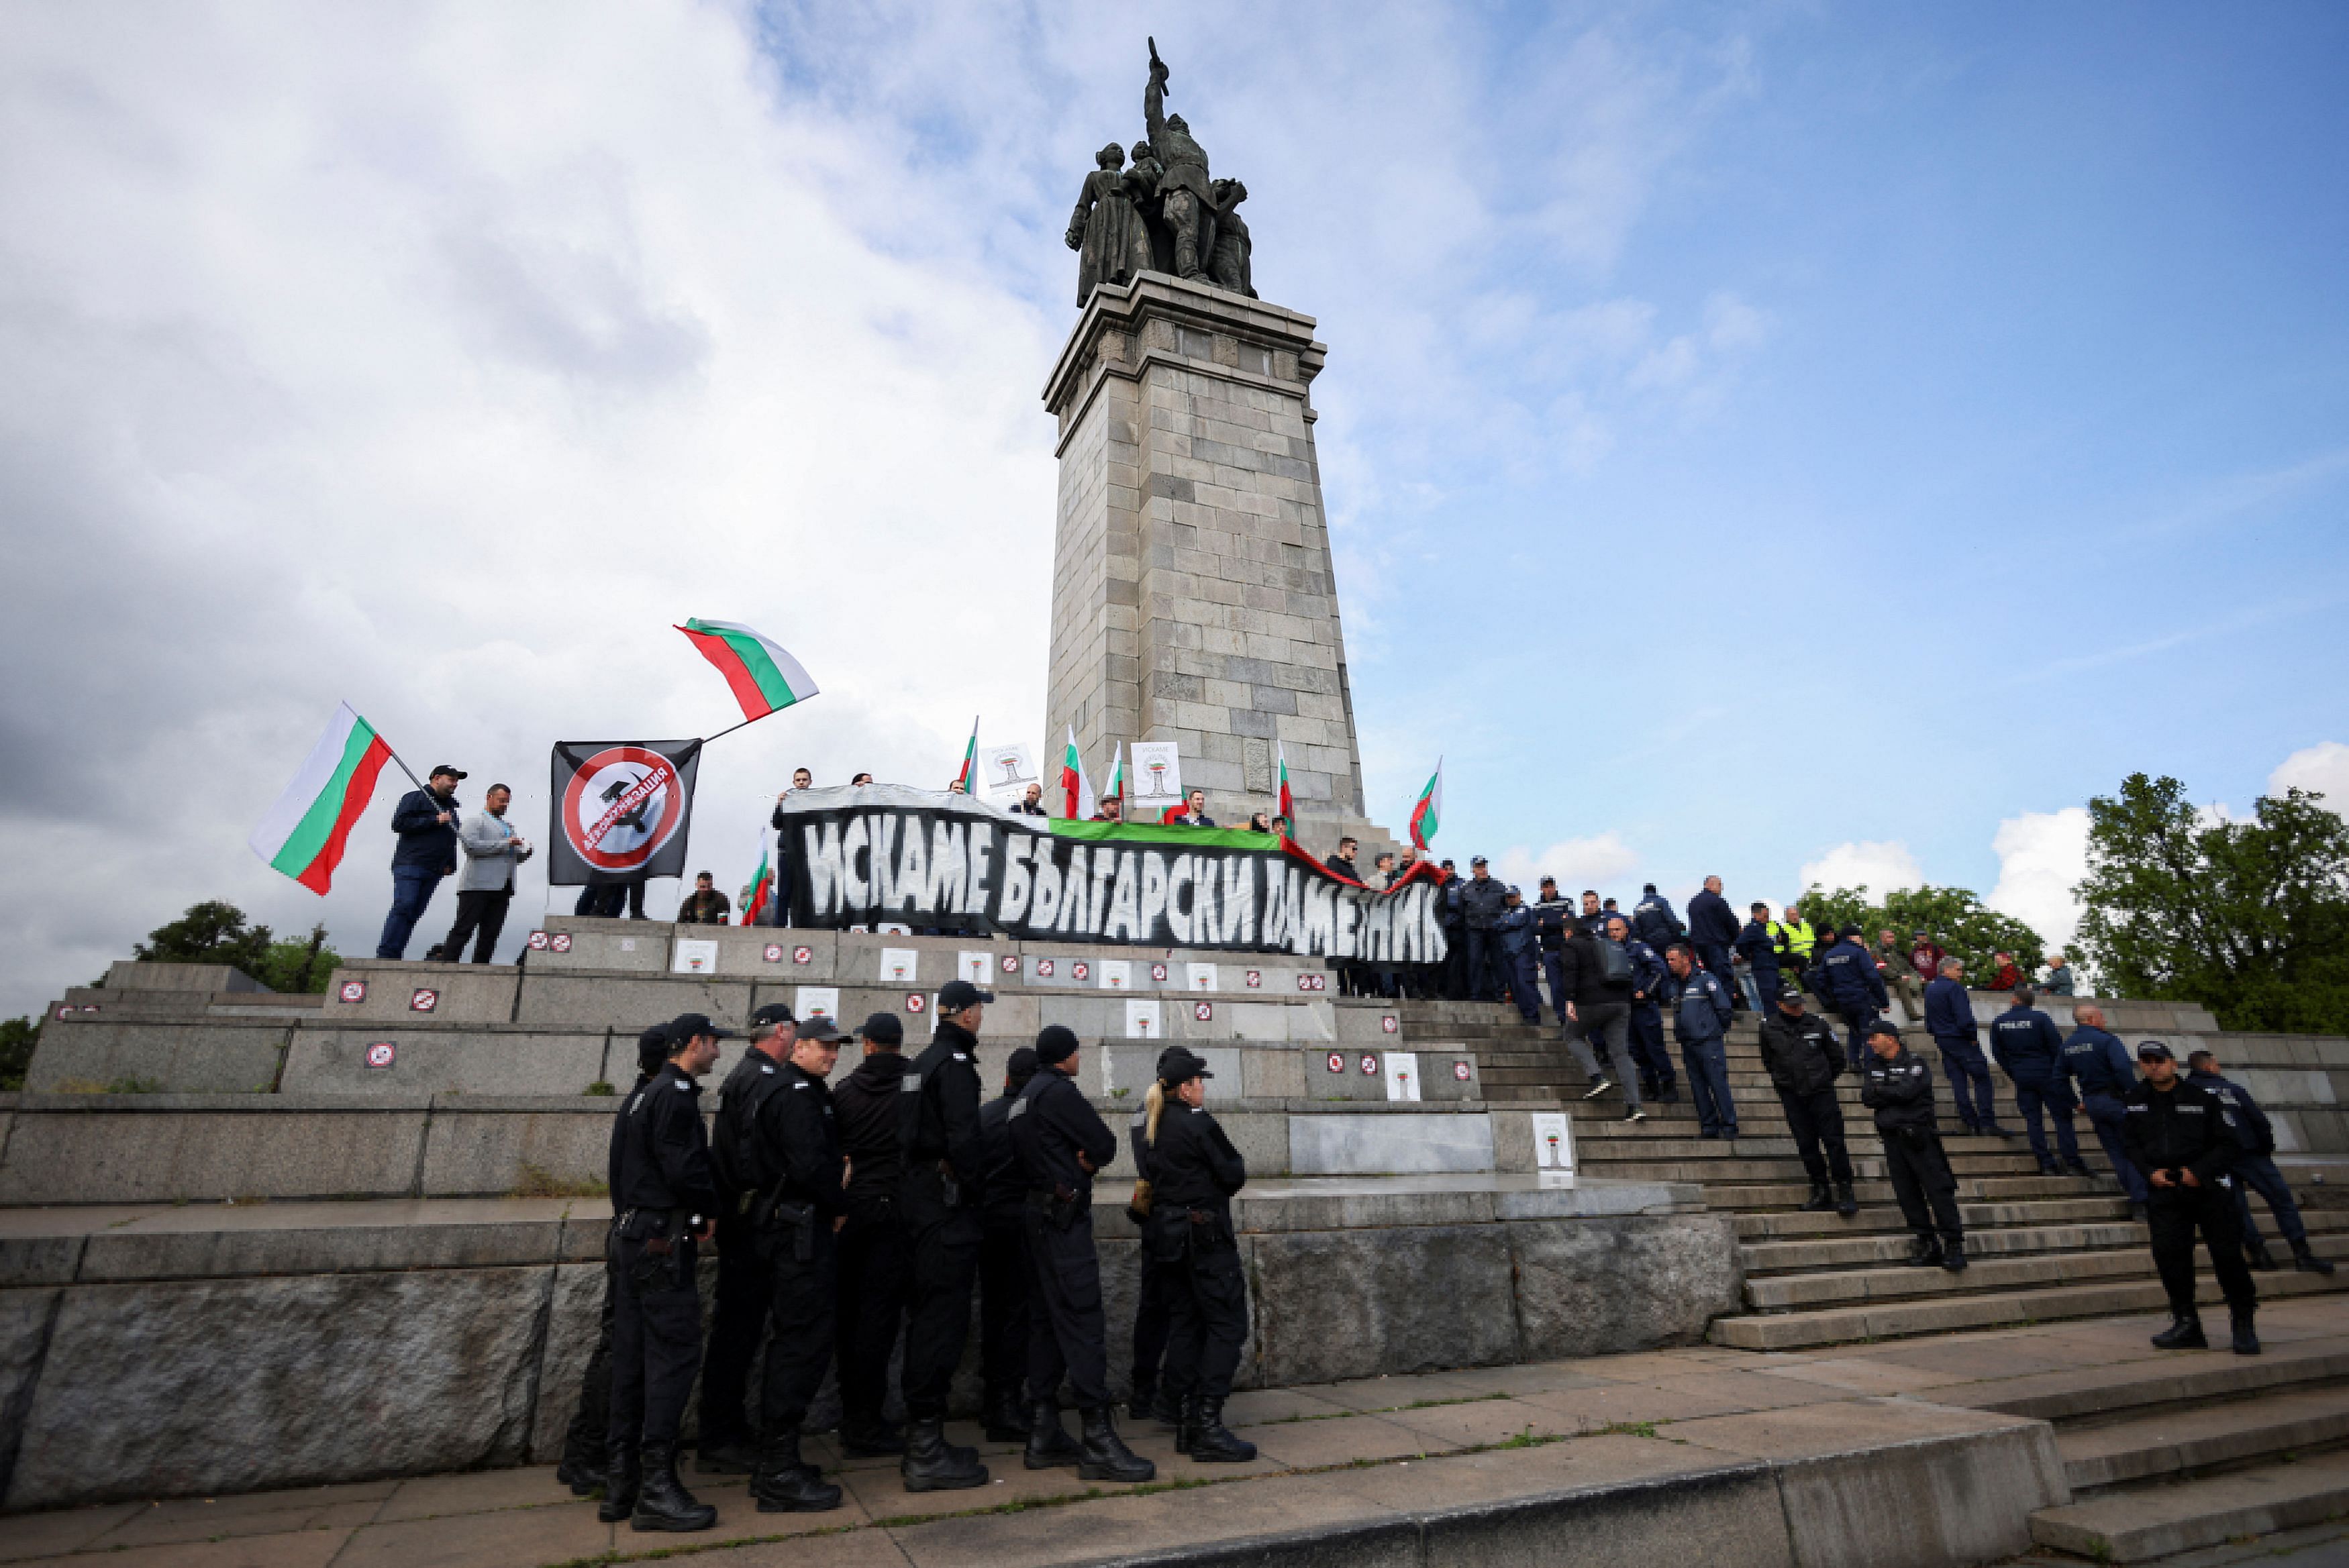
[389,787,460,873]
[1860,1046,1939,1135]
[832,1051,911,1206]
[1497,904,1536,956]
[609,1062,721,1220]
[1458,876,1509,931]
[1687,890,1739,947]
[1769,919,1816,967]
[2123,1078,2240,1186]
[1989,1005,2066,1085]
[1632,894,1685,949]
[711,1045,791,1203]
[1811,939,1888,1012]
[979,1090,1028,1222]
[1757,1009,1844,1098]
[1735,920,1781,975]
[1009,1067,1118,1202]
[1556,934,1634,1007]
[899,1019,987,1195]
[1666,968,1733,1044]
[1532,897,1571,953]
[1147,1102,1246,1215]
[1440,880,1464,928]
[1922,976,1977,1043]
[2060,1026,2136,1100]
[1624,939,1668,1004]
[751,1060,846,1218]
[2189,1068,2276,1157]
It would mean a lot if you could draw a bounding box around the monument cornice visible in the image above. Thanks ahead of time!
[1042,272,1328,437]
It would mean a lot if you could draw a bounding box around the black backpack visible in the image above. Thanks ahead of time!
[1594,938,1634,986]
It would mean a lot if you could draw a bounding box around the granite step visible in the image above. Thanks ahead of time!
[1705,1173,2109,1208]
[2027,1449,2349,1561]
[1741,1208,2349,1273]
[2053,1383,2349,1490]
[1735,1196,2134,1239]
[1942,1337,2349,1424]
[1742,1235,2349,1313]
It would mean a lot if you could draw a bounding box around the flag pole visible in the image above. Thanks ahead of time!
[699,711,769,747]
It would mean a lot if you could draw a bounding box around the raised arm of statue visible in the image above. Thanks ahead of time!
[1144,42,1169,145]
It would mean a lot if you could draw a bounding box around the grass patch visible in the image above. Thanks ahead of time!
[1596,1420,1660,1439]
[509,1164,609,1200]
[584,1081,616,1096]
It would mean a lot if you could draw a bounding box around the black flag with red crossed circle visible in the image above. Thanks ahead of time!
[547,739,705,887]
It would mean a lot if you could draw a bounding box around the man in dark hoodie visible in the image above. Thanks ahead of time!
[1557,917,1644,1121]
[978,1046,1042,1439]
[830,1012,914,1457]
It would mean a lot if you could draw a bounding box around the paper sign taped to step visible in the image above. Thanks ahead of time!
[795,986,840,1022]
[1383,1051,1421,1102]
[672,939,718,975]
[879,947,919,983]
[958,951,992,985]
[1187,962,1217,992]
[1126,998,1162,1039]
[1099,959,1132,991]
[1532,1110,1575,1188]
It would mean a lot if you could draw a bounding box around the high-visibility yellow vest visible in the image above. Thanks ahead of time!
[1770,919,1816,963]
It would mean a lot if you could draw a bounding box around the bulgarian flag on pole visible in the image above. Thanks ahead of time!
[1275,740,1294,821]
[250,702,397,894]
[675,619,819,724]
[950,717,979,792]
[740,826,777,926]
[1060,727,1097,820]
[1103,744,1124,811]
[1409,758,1443,849]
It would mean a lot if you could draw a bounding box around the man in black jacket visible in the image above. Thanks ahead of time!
[378,764,464,958]
[894,980,993,1491]
[1144,1046,1255,1463]
[697,1004,798,1475]
[1758,986,1856,1216]
[1009,1026,1154,1483]
[830,1013,914,1457]
[1686,876,1742,1008]
[979,1047,1041,1440]
[1632,883,1685,951]
[1613,915,1677,1103]
[1457,857,1509,1001]
[1556,924,1644,1121]
[1860,1022,1966,1272]
[604,1014,727,1532]
[2126,1041,2259,1353]
[2187,1048,2335,1275]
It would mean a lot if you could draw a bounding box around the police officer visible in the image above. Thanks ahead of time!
[2125,1041,2258,1353]
[1009,1025,1154,1482]
[2058,1003,2148,1217]
[1663,943,1738,1139]
[1807,926,1888,1071]
[1735,901,1781,1012]
[1141,1046,1258,1462]
[602,1013,728,1532]
[1458,857,1509,1001]
[1757,985,1856,1216]
[1923,956,2004,1137]
[1860,1021,1966,1272]
[1632,882,1685,951]
[2187,1048,2334,1276]
[1532,877,1573,1028]
[740,1014,848,1512]
[1989,986,2088,1177]
[1123,1061,1180,1429]
[829,1011,913,1455]
[1495,884,1541,1025]
[979,1046,1041,1440]
[895,978,994,1492]
[1613,915,1677,1103]
[1770,904,1817,983]
[697,1003,798,1475]
[556,1026,668,1499]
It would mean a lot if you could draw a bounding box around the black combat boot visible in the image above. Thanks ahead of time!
[838,1417,905,1458]
[596,1444,639,1523]
[900,1416,989,1492]
[696,1430,758,1474]
[2064,1157,2093,1177]
[2150,1312,2207,1351]
[983,1390,1030,1443]
[2246,1235,2279,1271]
[1185,1397,1257,1464]
[1801,1182,1832,1213]
[1833,1182,1858,1217]
[1940,1239,1968,1273]
[750,1431,842,1513]
[630,1443,717,1532]
[2232,1308,2262,1357]
[1902,1234,1944,1267]
[2038,1158,2064,1177]
[555,1440,605,1498]
[1023,1400,1083,1470]
[2294,1240,2337,1275]
[1077,1405,1156,1483]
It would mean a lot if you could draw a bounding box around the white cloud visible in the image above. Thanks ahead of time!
[2270,742,2349,815]
[1987,808,2092,952]
[1494,833,1640,895]
[1797,841,1925,897]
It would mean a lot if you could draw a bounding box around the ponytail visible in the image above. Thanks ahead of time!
[1144,1078,1168,1147]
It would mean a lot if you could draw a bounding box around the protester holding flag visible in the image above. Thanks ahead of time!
[1275,742,1293,823]
[1409,761,1442,850]
[379,765,466,959]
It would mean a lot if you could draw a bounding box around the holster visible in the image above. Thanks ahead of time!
[768,1198,816,1262]
[937,1159,965,1210]
[1028,1185,1083,1233]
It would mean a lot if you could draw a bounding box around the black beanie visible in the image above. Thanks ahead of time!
[1035,1025,1080,1066]
[635,1025,668,1082]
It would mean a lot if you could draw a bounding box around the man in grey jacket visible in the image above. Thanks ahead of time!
[430,783,532,963]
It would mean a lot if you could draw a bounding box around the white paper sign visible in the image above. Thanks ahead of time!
[957,951,992,985]
[1187,961,1218,992]
[1128,740,1183,814]
[1125,998,1162,1039]
[671,939,719,975]
[981,741,1039,799]
[879,947,919,984]
[1532,1111,1575,1183]
[1383,1051,1421,1102]
[1099,958,1132,992]
[795,986,840,1022]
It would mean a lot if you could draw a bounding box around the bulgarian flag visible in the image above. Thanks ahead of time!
[741,827,776,926]
[1409,758,1442,849]
[1060,727,1097,819]
[675,619,819,724]
[950,717,979,792]
[1103,744,1124,811]
[1275,740,1294,821]
[250,703,397,894]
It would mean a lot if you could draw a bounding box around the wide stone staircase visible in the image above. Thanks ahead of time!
[1407,997,2349,1351]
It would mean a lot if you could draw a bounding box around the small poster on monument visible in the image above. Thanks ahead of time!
[1127,740,1183,818]
[979,741,1038,802]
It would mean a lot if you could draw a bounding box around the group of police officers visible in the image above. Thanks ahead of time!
[554,980,1256,1534]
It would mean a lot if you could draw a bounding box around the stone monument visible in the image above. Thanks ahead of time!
[1044,43,1394,853]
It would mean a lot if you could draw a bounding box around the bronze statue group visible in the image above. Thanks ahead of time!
[1066,42,1255,305]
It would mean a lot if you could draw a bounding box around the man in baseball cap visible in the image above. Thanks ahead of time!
[937,979,995,1014]
[2130,1038,2261,1353]
[667,1012,736,1048]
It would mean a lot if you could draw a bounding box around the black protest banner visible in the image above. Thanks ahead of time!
[776,786,1449,961]
[547,739,704,886]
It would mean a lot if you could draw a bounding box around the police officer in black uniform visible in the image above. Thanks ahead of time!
[830,1012,913,1456]
[740,1014,849,1510]
[556,1025,668,1498]
[697,1002,798,1474]
[1756,984,1857,1216]
[1859,1021,1966,1273]
[601,1013,727,1533]
[1141,1045,1256,1462]
[978,1045,1041,1441]
[1124,1090,1177,1428]
[894,978,994,1491]
[2124,1040,2260,1354]
[1008,1025,1154,1482]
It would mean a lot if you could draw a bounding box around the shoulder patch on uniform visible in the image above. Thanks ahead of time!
[953,1052,969,1061]
[901,1074,921,1092]
[674,1080,692,1090]
[792,1081,807,1090]
[760,1064,774,1074]
[1009,1099,1028,1119]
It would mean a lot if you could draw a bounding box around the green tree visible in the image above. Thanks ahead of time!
[2072,773,2349,1034]
[0,1015,37,1091]
[253,924,340,994]
[130,902,338,992]
[1799,883,2046,983]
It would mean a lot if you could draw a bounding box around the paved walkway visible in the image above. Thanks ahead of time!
[10,1296,2346,1568]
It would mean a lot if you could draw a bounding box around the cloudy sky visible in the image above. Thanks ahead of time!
[3,2,2346,1014]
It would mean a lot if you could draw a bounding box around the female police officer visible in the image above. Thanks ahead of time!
[1140,1046,1256,1462]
